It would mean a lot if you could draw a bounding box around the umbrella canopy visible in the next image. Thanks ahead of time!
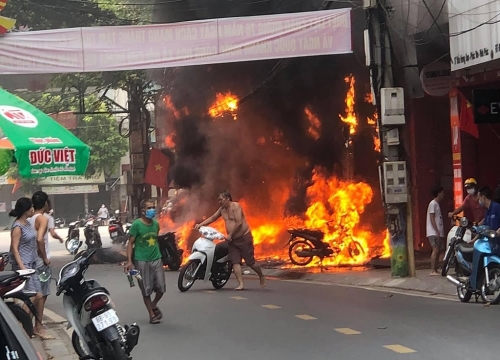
[0,88,90,178]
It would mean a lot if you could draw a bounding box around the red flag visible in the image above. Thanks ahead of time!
[144,148,170,189]
[11,179,21,194]
[458,91,479,138]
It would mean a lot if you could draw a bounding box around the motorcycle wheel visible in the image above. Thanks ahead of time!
[7,303,34,338]
[110,339,128,360]
[457,284,472,303]
[178,260,198,292]
[441,246,455,276]
[211,263,233,289]
[347,240,365,259]
[480,264,500,304]
[71,331,89,358]
[288,239,314,266]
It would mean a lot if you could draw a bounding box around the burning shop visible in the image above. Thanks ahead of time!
[154,55,391,268]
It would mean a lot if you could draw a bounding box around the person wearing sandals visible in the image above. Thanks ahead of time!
[124,199,165,324]
[9,197,47,339]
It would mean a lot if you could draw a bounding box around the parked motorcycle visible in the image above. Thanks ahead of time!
[158,232,183,271]
[447,225,500,304]
[442,216,473,276]
[0,267,38,338]
[84,218,102,249]
[178,226,232,292]
[57,249,140,360]
[286,221,365,266]
[109,210,131,248]
[65,221,83,255]
[54,217,65,228]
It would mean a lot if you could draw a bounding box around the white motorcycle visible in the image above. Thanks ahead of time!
[442,216,473,276]
[177,226,232,292]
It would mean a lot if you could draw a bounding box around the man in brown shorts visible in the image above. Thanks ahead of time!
[195,190,266,290]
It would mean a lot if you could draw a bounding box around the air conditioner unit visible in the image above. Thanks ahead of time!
[383,161,408,204]
[381,87,405,125]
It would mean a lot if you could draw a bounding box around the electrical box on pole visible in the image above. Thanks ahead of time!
[382,161,408,204]
[363,0,376,9]
[381,87,405,125]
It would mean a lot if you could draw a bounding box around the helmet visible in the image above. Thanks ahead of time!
[464,178,477,187]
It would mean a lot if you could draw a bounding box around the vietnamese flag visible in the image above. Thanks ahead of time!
[458,91,479,139]
[144,148,170,189]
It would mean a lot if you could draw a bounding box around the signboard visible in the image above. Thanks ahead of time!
[450,89,463,208]
[38,173,105,185]
[42,185,99,195]
[420,62,453,97]
[0,9,352,74]
[449,0,499,71]
[472,89,500,124]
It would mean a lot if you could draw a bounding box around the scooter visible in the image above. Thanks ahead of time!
[57,249,140,360]
[177,226,232,292]
[84,218,102,249]
[54,217,65,228]
[447,225,500,304]
[158,232,184,271]
[442,216,473,276]
[0,268,38,338]
[109,210,130,248]
[65,221,83,255]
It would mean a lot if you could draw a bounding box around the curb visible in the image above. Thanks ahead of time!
[43,309,79,360]
[257,268,458,298]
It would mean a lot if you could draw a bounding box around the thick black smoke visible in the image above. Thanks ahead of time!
[154,2,385,231]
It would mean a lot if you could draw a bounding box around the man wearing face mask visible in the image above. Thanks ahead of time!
[448,178,485,225]
[124,199,166,324]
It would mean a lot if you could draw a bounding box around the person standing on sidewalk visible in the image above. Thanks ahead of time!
[98,204,109,226]
[426,186,445,276]
[124,199,166,324]
[28,191,55,340]
[195,190,266,291]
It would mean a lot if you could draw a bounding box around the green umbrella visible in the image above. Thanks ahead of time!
[0,89,90,178]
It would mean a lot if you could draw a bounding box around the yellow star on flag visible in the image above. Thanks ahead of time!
[147,237,156,247]
[154,164,163,171]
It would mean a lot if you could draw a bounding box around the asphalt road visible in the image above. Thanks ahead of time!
[2,229,500,359]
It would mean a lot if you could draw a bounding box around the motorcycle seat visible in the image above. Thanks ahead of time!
[215,241,229,260]
[289,229,324,239]
[0,271,18,283]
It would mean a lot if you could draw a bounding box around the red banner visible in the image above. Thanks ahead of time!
[450,88,463,208]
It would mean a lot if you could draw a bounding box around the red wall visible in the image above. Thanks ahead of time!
[408,95,454,252]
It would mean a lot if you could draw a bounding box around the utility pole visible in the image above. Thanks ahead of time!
[365,0,410,277]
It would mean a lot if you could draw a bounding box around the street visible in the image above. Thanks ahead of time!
[2,229,500,359]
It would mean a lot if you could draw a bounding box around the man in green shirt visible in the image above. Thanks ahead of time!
[125,199,166,324]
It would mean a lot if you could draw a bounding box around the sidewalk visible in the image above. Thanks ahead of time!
[32,312,79,360]
[258,266,457,297]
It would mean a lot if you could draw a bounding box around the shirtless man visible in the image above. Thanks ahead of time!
[195,190,266,290]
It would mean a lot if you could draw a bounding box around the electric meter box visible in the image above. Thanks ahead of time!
[383,161,408,204]
[381,87,405,125]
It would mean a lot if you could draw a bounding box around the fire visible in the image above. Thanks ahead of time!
[339,75,357,135]
[304,107,321,140]
[165,133,176,149]
[208,92,239,120]
[365,93,381,153]
[163,95,189,120]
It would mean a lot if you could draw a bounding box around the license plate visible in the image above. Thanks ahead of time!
[111,232,118,237]
[91,309,119,332]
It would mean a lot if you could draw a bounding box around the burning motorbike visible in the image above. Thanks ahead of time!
[178,226,232,292]
[442,216,473,276]
[286,220,365,266]
[65,221,83,255]
[57,249,140,360]
[158,232,183,271]
[446,225,500,304]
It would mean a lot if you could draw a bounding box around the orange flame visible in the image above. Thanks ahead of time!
[304,107,321,140]
[208,92,239,120]
[339,75,357,135]
[365,92,381,153]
